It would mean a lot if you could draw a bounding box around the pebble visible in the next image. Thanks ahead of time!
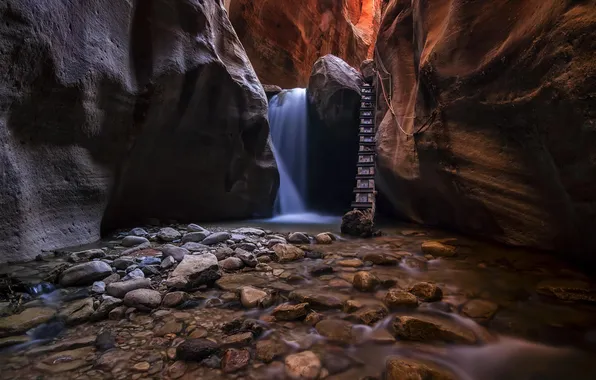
[392,314,479,344]
[222,348,250,372]
[256,339,288,362]
[272,303,309,321]
[0,307,56,336]
[315,319,354,345]
[338,258,364,268]
[113,258,135,270]
[187,224,209,233]
[461,299,499,320]
[176,339,219,361]
[273,244,305,262]
[162,291,190,308]
[129,227,149,237]
[133,361,151,371]
[235,248,258,268]
[122,268,145,281]
[220,257,245,271]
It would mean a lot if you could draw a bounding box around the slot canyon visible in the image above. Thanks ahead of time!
[0,1,595,379]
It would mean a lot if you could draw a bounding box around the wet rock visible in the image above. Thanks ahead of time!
[95,331,116,351]
[305,251,323,259]
[122,268,145,281]
[92,296,123,320]
[421,241,457,257]
[235,248,258,268]
[129,227,149,237]
[288,232,310,244]
[339,258,364,268]
[221,331,253,346]
[215,247,234,260]
[363,253,400,266]
[123,289,162,311]
[267,238,287,248]
[162,291,190,308]
[0,335,30,348]
[91,281,106,294]
[168,361,187,379]
[310,264,333,276]
[133,361,151,371]
[257,339,288,363]
[59,261,113,287]
[274,244,305,262]
[272,303,309,321]
[240,286,268,308]
[187,224,209,233]
[95,349,134,372]
[315,319,354,345]
[141,265,161,277]
[350,304,389,325]
[68,248,106,262]
[122,236,150,247]
[106,278,151,298]
[203,232,232,245]
[220,257,245,271]
[341,209,374,237]
[285,350,321,379]
[101,273,121,286]
[385,357,455,380]
[232,227,266,236]
[305,312,324,326]
[353,271,379,292]
[165,253,220,289]
[108,306,127,320]
[59,297,95,325]
[536,279,596,303]
[409,282,443,302]
[403,256,429,271]
[222,348,250,372]
[215,272,269,291]
[461,299,499,321]
[176,339,219,361]
[181,242,209,252]
[384,288,419,309]
[0,307,56,337]
[392,315,478,344]
[113,257,135,270]
[290,289,349,310]
[159,244,189,262]
[315,233,333,244]
[234,242,258,252]
[35,347,95,373]
[158,227,181,242]
[161,256,176,269]
[121,242,151,256]
[180,232,207,244]
[155,321,183,336]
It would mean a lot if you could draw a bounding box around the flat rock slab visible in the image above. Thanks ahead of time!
[0,307,57,337]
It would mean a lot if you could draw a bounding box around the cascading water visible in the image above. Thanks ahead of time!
[267,88,337,224]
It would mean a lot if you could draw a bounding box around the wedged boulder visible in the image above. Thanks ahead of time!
[375,0,596,258]
[166,253,220,289]
[307,55,363,212]
[0,0,277,263]
[341,209,375,238]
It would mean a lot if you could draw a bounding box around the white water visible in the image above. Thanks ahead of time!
[268,88,336,224]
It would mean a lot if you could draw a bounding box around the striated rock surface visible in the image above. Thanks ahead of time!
[229,0,381,88]
[0,0,277,262]
[374,0,596,258]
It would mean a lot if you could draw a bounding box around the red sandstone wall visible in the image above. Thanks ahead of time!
[228,0,381,88]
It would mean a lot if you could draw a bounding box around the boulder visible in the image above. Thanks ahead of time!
[157,228,181,242]
[375,0,596,257]
[409,282,443,302]
[123,289,162,311]
[360,59,375,83]
[166,253,220,289]
[59,261,113,287]
[202,232,232,245]
[106,278,152,298]
[220,257,245,271]
[159,244,189,262]
[262,85,282,100]
[0,0,277,263]
[384,288,419,309]
[392,315,481,344]
[341,209,375,238]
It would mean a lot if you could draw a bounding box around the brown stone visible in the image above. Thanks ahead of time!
[353,271,379,292]
[0,307,56,337]
[385,357,455,380]
[341,209,375,238]
[133,361,151,372]
[305,312,325,326]
[409,282,443,302]
[284,351,322,380]
[154,321,183,337]
[256,339,288,363]
[392,315,478,344]
[162,292,190,308]
[168,361,187,379]
[221,332,253,347]
[315,319,354,345]
[338,258,364,268]
[461,299,499,321]
[384,288,419,309]
[272,303,309,321]
[350,304,389,325]
[315,233,333,245]
[536,279,596,304]
[221,348,250,373]
[289,289,350,310]
[273,244,305,263]
[362,253,400,265]
[421,242,457,257]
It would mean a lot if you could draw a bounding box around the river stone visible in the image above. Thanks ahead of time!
[256,339,288,362]
[187,223,209,233]
[108,306,127,320]
[95,349,134,372]
[161,256,176,269]
[315,233,333,244]
[409,282,443,302]
[160,244,189,262]
[421,241,457,257]
[181,242,209,252]
[353,271,379,292]
[363,253,401,266]
[215,247,234,260]
[59,298,95,325]
[129,228,149,237]
[34,347,95,373]
[0,335,30,349]
[285,351,321,379]
[234,242,257,251]
[273,244,305,262]
[123,289,162,311]
[315,319,354,344]
[240,286,267,308]
[176,339,219,361]
[231,227,266,236]
[158,227,181,242]
[122,268,145,281]
[272,303,309,321]
[92,296,123,320]
[235,248,257,268]
[91,281,106,294]
[310,264,333,276]
[166,253,220,289]
[220,257,245,271]
[289,289,349,309]
[122,236,150,247]
[113,257,135,270]
[68,248,106,262]
[385,357,455,380]
[162,292,190,308]
[215,273,269,291]
[288,232,310,244]
[392,315,478,344]
[350,304,389,325]
[59,261,113,287]
[0,307,56,337]
[535,279,596,303]
[202,232,232,245]
[222,348,250,372]
[384,288,419,309]
[181,231,209,243]
[106,278,151,298]
[461,299,499,320]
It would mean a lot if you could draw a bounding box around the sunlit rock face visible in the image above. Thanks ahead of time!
[0,0,278,262]
[229,0,381,88]
[375,0,596,258]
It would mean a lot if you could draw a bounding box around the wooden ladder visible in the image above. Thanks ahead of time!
[351,82,376,212]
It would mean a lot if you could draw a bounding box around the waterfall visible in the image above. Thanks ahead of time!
[268,88,308,215]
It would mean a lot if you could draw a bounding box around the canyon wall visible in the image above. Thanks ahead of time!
[375,0,596,257]
[228,0,381,88]
[0,0,277,262]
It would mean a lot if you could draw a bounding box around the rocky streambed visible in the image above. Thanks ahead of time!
[1,223,596,379]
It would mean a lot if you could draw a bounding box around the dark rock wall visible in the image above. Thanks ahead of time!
[375,0,596,258]
[0,0,278,262]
